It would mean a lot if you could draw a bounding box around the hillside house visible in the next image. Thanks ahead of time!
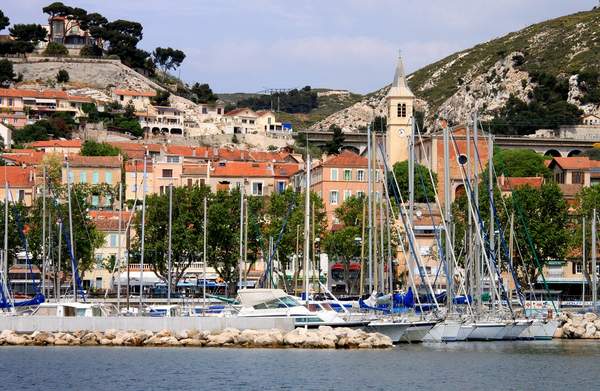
[112,89,156,111]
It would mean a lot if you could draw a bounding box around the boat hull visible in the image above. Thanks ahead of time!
[519,320,558,340]
[367,322,410,343]
[400,321,438,343]
[503,321,532,340]
[467,322,507,341]
[423,321,463,342]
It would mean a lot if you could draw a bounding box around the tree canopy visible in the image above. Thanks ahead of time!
[0,59,18,87]
[9,24,47,44]
[153,47,186,74]
[0,10,9,31]
[324,124,345,155]
[391,160,438,203]
[80,140,121,156]
[236,86,318,114]
[493,148,551,178]
[191,83,217,104]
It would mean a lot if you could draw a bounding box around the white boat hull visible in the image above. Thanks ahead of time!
[423,321,463,342]
[456,324,475,341]
[400,321,437,343]
[467,322,507,341]
[367,322,410,343]
[503,320,532,340]
[520,320,558,340]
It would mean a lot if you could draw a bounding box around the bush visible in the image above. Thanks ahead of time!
[44,42,69,57]
[79,45,103,58]
[56,69,69,83]
[81,140,121,156]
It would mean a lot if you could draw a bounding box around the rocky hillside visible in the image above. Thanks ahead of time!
[313,8,600,132]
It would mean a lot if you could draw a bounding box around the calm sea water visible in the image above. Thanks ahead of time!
[1,341,598,390]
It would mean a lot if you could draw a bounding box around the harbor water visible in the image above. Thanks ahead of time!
[1,341,599,390]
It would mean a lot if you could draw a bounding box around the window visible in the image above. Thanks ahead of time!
[555,172,565,184]
[105,172,113,184]
[277,181,286,193]
[162,169,173,178]
[167,156,179,163]
[330,190,339,205]
[575,263,583,274]
[572,171,584,185]
[79,171,87,183]
[8,98,12,107]
[356,191,365,198]
[217,108,222,115]
[92,171,99,184]
[91,195,99,207]
[109,234,117,247]
[397,103,407,118]
[357,169,365,181]
[249,120,255,124]
[18,190,24,202]
[344,190,351,200]
[131,184,137,193]
[242,119,247,124]
[104,195,112,207]
[330,168,338,181]
[252,182,263,196]
[68,171,74,184]
[344,169,352,181]
[202,107,208,114]
[187,178,193,188]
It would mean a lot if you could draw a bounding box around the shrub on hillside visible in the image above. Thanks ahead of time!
[56,69,69,83]
[44,42,68,57]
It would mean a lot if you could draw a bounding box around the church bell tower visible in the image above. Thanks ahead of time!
[386,54,415,165]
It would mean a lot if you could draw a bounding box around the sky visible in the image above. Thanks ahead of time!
[2,1,598,93]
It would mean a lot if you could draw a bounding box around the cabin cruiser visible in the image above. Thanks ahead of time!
[31,302,117,317]
[235,289,360,328]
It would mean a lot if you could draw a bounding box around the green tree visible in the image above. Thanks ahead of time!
[493,148,551,178]
[391,160,438,203]
[80,140,121,156]
[370,116,387,133]
[81,103,100,122]
[0,59,17,87]
[9,24,47,44]
[509,183,571,282]
[324,124,345,155]
[56,69,70,82]
[27,184,105,274]
[191,83,217,104]
[0,10,9,31]
[152,47,186,74]
[44,42,69,56]
[334,195,365,227]
[151,89,170,106]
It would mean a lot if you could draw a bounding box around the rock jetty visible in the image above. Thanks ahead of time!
[0,326,392,349]
[556,312,600,339]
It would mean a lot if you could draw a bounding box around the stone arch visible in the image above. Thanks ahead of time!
[544,149,562,158]
[454,184,466,199]
[151,127,160,135]
[568,149,582,157]
[161,127,169,134]
[170,128,183,135]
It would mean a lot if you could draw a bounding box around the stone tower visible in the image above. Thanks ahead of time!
[386,55,415,165]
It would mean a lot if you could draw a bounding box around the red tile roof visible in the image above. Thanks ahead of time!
[498,177,544,192]
[166,145,213,159]
[321,150,367,168]
[65,155,122,168]
[114,89,156,97]
[89,209,133,222]
[249,151,291,162]
[0,166,34,187]
[273,163,301,178]
[1,151,45,166]
[125,160,153,172]
[212,161,274,177]
[182,164,208,175]
[550,157,592,170]
[29,139,83,149]
[224,107,256,117]
[0,88,89,102]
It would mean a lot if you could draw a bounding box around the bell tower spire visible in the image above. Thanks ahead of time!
[386,53,415,165]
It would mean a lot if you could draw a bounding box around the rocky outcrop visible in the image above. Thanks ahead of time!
[557,312,600,339]
[0,326,392,349]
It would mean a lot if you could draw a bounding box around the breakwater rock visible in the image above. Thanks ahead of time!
[557,312,600,339]
[0,326,392,349]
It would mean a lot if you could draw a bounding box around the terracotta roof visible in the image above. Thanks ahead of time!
[182,164,208,176]
[273,163,301,178]
[550,157,592,170]
[166,145,212,159]
[0,166,34,187]
[248,151,290,162]
[0,112,27,119]
[1,151,45,166]
[224,107,256,117]
[29,139,83,149]
[90,210,133,228]
[212,161,274,178]
[93,219,123,231]
[255,110,274,117]
[218,148,252,161]
[125,160,153,172]
[114,89,156,97]
[65,155,121,168]
[321,150,368,168]
[498,177,544,192]
[0,88,87,101]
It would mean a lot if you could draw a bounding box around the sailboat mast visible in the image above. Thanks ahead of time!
[238,182,244,291]
[371,131,379,292]
[42,166,46,298]
[582,217,586,307]
[202,196,207,314]
[592,209,597,311]
[367,125,373,294]
[167,182,173,305]
[409,116,415,294]
[473,113,482,315]
[66,158,76,302]
[304,155,311,305]
[139,153,148,314]
[488,132,497,311]
[3,179,8,298]
[117,182,123,312]
[466,124,473,301]
[443,124,453,313]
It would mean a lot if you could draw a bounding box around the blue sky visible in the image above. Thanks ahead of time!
[2,1,598,93]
